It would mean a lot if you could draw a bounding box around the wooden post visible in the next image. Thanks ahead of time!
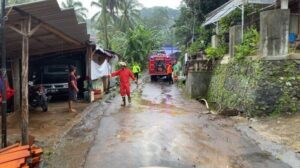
[85,46,93,102]
[85,46,92,79]
[13,58,21,113]
[298,1,300,35]
[21,18,29,145]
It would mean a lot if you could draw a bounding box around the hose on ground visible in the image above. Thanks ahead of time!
[198,98,222,114]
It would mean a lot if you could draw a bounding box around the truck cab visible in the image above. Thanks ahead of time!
[148,51,172,81]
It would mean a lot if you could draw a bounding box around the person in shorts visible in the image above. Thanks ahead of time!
[68,65,79,113]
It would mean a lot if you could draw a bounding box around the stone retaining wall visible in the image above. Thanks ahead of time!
[207,60,300,116]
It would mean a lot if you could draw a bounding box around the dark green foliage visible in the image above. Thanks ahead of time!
[235,27,260,60]
[174,0,229,45]
[205,45,227,60]
[111,25,161,68]
[207,60,300,117]
[140,7,179,45]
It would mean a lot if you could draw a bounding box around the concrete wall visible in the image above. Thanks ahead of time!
[260,9,290,58]
[229,25,242,57]
[211,35,219,48]
[185,71,212,98]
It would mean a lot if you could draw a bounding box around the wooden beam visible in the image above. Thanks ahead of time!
[28,23,41,37]
[28,16,31,33]
[8,25,26,37]
[21,18,29,145]
[298,1,300,34]
[40,23,82,46]
[28,45,85,56]
[31,37,51,48]
[12,7,83,46]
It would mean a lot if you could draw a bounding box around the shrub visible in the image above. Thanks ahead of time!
[235,27,260,60]
[205,45,227,60]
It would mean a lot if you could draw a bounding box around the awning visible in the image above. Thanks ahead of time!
[203,0,243,26]
[5,0,90,57]
[95,45,120,58]
[202,0,276,26]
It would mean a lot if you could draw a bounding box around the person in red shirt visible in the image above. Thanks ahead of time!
[109,62,137,106]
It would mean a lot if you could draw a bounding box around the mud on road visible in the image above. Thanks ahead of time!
[83,82,290,168]
[44,93,118,168]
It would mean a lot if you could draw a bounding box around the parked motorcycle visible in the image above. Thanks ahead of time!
[29,81,49,112]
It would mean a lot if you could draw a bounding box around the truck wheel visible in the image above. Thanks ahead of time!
[151,76,157,82]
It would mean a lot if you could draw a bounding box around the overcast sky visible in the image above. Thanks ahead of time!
[57,0,182,18]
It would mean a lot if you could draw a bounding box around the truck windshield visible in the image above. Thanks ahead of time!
[155,60,166,72]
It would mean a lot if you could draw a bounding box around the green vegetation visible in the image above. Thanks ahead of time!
[207,60,300,117]
[174,0,229,45]
[205,45,227,60]
[235,27,260,60]
[111,25,161,68]
[140,7,179,45]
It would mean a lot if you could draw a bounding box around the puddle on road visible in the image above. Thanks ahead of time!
[116,129,144,142]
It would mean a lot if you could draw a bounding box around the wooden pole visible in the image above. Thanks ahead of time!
[85,46,93,101]
[13,58,20,114]
[298,1,300,35]
[21,18,29,145]
[0,0,7,148]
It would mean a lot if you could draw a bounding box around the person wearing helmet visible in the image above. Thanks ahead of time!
[109,62,137,106]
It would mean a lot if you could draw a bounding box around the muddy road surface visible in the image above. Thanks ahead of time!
[84,82,290,168]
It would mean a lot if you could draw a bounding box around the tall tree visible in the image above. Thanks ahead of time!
[140,7,179,45]
[91,0,119,49]
[61,0,88,23]
[118,0,141,32]
[111,25,161,68]
[174,0,229,45]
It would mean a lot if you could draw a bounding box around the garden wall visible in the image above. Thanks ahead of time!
[186,71,212,98]
[207,59,300,116]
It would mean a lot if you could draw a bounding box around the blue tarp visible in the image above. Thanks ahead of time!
[162,47,180,55]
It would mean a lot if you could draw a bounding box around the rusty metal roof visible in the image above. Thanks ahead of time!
[5,0,90,57]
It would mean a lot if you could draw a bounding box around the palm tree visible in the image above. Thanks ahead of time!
[91,0,122,49]
[118,0,141,32]
[61,0,88,23]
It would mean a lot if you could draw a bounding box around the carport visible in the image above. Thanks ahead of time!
[3,0,91,145]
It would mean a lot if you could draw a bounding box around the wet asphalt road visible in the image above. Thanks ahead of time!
[84,82,290,168]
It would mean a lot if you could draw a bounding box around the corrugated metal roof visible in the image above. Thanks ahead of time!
[203,0,277,26]
[5,0,90,57]
[95,45,120,58]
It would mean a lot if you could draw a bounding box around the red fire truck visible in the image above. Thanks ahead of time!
[148,51,172,81]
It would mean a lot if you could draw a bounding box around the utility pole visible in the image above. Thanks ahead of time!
[0,0,7,148]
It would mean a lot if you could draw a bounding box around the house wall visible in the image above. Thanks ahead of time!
[290,14,299,34]
[229,25,242,57]
[260,9,290,58]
